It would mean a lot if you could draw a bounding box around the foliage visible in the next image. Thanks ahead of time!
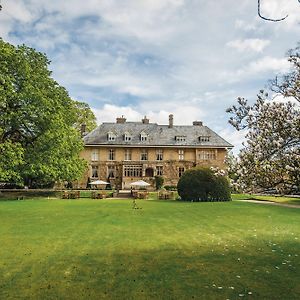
[0,39,94,187]
[0,138,24,183]
[164,185,177,191]
[177,167,231,201]
[73,100,97,133]
[154,176,164,190]
[227,45,300,194]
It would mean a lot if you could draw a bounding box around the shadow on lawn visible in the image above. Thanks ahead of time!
[0,239,299,300]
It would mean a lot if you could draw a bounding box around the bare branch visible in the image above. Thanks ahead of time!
[258,0,288,22]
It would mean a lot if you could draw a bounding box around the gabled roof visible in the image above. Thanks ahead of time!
[83,122,233,148]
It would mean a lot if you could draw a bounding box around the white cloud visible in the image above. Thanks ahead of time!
[220,56,291,83]
[227,39,270,53]
[92,103,205,126]
[1,0,300,156]
[259,0,300,26]
[219,128,247,155]
[247,56,290,73]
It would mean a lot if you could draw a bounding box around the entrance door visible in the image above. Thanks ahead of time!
[145,167,154,177]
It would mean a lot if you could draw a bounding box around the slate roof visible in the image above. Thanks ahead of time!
[83,122,233,148]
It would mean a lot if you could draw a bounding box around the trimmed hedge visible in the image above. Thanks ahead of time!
[177,167,231,202]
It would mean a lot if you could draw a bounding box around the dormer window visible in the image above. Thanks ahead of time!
[175,136,186,142]
[199,136,210,142]
[124,132,132,142]
[107,132,116,141]
[140,131,148,142]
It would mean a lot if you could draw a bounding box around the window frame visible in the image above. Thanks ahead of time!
[91,165,99,178]
[140,149,148,161]
[156,149,163,161]
[178,149,184,160]
[108,149,115,161]
[124,149,132,161]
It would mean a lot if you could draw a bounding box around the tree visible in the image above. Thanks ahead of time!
[155,176,164,190]
[73,100,97,133]
[0,39,96,187]
[0,136,24,183]
[227,45,300,193]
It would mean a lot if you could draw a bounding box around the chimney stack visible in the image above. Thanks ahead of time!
[193,121,203,126]
[81,123,87,137]
[168,114,174,128]
[142,116,149,124]
[116,115,126,124]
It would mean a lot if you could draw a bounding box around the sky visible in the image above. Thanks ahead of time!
[1,0,300,153]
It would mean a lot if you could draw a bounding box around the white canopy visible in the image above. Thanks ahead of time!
[130,180,151,186]
[89,180,109,185]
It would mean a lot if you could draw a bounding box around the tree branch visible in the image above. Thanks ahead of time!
[258,0,288,22]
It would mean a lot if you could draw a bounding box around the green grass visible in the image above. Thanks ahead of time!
[0,199,299,299]
[232,193,300,206]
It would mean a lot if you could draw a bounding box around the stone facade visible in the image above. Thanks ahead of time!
[77,115,233,189]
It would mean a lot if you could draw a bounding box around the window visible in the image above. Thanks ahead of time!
[91,166,98,178]
[198,150,216,160]
[140,132,148,141]
[124,149,132,161]
[178,149,184,160]
[178,167,185,177]
[199,136,210,142]
[140,149,148,161]
[107,165,116,178]
[108,149,115,160]
[175,136,186,142]
[124,165,143,177]
[91,150,99,161]
[156,166,163,176]
[107,132,116,141]
[124,132,132,141]
[156,149,163,161]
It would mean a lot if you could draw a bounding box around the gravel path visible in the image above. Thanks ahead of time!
[237,199,300,209]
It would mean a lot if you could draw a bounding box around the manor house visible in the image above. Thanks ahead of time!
[78,115,233,189]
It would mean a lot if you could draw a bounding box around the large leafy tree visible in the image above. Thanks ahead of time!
[0,39,95,187]
[227,46,300,194]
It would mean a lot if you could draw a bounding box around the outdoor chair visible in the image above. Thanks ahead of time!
[62,191,69,199]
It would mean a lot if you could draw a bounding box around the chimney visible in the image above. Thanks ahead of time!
[193,121,203,126]
[168,114,174,128]
[116,115,126,124]
[80,123,87,137]
[142,116,149,124]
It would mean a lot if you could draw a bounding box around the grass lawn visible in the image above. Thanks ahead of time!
[0,198,299,299]
[232,193,300,206]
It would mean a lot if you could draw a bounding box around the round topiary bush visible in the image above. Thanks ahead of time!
[177,167,231,202]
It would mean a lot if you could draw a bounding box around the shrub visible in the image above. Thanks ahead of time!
[164,185,177,191]
[177,167,231,202]
[155,176,164,190]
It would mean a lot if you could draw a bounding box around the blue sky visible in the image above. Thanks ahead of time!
[1,0,300,152]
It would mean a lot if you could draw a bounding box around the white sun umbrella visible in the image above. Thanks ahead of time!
[89,180,110,185]
[130,180,151,187]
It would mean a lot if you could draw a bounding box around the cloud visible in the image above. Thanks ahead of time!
[220,56,291,84]
[227,39,270,53]
[219,128,247,155]
[1,0,300,156]
[258,0,300,27]
[92,103,205,126]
